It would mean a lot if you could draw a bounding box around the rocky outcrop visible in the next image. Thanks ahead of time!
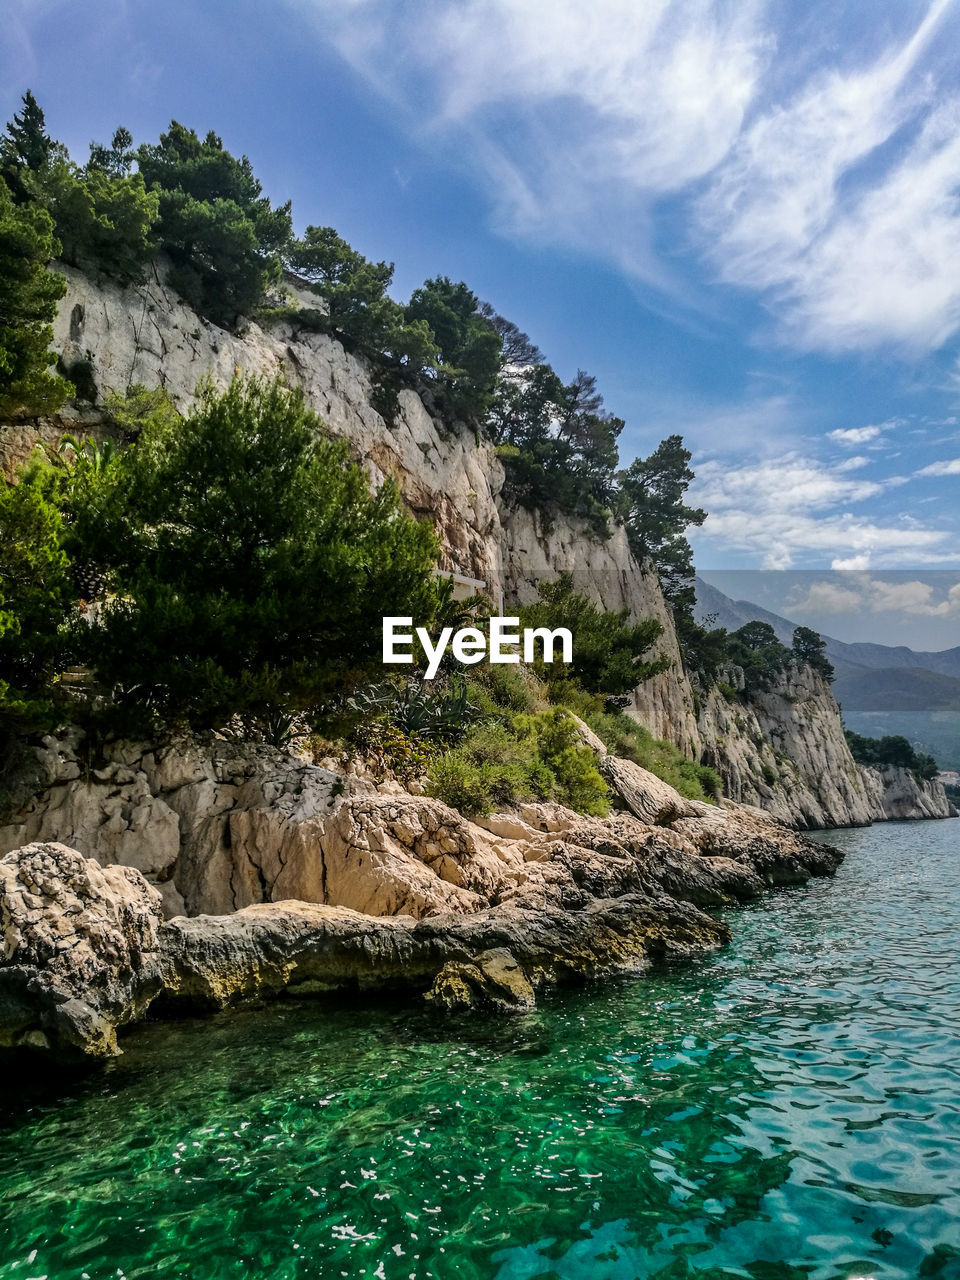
[700,665,883,828]
[859,765,956,820]
[1,730,843,923]
[0,842,163,1058]
[425,949,536,1014]
[0,733,847,1060]
[697,664,957,827]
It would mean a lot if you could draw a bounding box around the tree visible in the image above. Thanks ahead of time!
[0,459,74,737]
[518,573,669,705]
[405,277,501,420]
[556,371,623,504]
[0,177,70,416]
[136,122,292,325]
[792,625,834,681]
[618,435,706,615]
[91,377,441,728]
[286,225,436,370]
[0,91,54,203]
[87,127,135,178]
[478,302,543,368]
[726,621,789,687]
[44,159,158,285]
[487,363,564,448]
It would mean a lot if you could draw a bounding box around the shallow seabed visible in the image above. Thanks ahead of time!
[2,820,959,1280]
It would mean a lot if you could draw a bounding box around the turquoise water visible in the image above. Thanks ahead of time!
[2,820,959,1280]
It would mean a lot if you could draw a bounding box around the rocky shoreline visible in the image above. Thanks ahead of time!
[1,728,844,1065]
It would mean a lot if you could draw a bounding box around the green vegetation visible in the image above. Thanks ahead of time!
[584,709,721,801]
[517,573,668,706]
[845,731,939,782]
[426,708,608,818]
[0,377,441,740]
[0,175,69,415]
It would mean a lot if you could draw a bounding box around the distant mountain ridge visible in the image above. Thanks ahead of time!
[694,577,960,770]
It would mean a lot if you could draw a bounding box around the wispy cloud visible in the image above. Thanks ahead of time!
[294,0,960,354]
[691,452,946,568]
[916,456,960,475]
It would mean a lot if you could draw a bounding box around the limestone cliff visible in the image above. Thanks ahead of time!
[1,262,699,755]
[0,263,950,828]
[698,664,956,827]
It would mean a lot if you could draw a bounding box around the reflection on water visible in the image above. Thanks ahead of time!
[1,820,959,1279]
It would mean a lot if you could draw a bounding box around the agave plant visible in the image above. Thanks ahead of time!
[346,677,480,741]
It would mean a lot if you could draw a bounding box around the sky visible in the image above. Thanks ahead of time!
[3,0,960,644]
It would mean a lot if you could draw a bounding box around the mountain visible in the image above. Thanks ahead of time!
[694,577,960,769]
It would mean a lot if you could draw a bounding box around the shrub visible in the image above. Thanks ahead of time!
[426,707,608,818]
[518,573,668,705]
[88,376,441,730]
[585,709,721,802]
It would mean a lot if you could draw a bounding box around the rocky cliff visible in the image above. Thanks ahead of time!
[698,664,956,827]
[1,727,844,1061]
[1,262,951,828]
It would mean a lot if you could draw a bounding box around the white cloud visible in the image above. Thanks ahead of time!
[836,455,871,471]
[791,574,960,615]
[291,0,960,354]
[691,452,947,568]
[916,456,960,475]
[828,422,893,445]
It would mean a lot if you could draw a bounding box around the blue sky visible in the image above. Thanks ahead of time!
[3,0,960,638]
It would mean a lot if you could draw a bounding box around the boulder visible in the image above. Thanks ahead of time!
[425,949,536,1014]
[0,842,163,1059]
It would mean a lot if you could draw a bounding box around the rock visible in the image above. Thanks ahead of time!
[425,949,536,1014]
[157,890,730,1014]
[0,842,163,1059]
[601,756,699,825]
[860,764,957,821]
[568,714,608,757]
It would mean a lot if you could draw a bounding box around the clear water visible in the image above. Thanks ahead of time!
[2,820,959,1280]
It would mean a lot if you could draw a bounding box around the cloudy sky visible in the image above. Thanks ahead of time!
[4,0,960,614]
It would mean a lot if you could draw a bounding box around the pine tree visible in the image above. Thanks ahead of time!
[0,91,53,202]
[0,177,69,415]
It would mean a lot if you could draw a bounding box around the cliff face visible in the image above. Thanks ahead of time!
[5,263,698,756]
[859,764,956,820]
[0,263,950,828]
[698,665,957,826]
[698,664,878,827]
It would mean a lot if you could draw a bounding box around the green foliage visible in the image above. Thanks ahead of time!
[845,730,939,781]
[345,677,479,740]
[45,159,158,285]
[88,376,440,729]
[287,225,437,372]
[0,176,70,415]
[492,368,621,535]
[0,459,74,739]
[405,277,501,420]
[675,611,730,685]
[426,707,608,818]
[618,434,705,616]
[792,625,835,682]
[136,122,292,325]
[585,709,722,802]
[0,91,54,203]
[726,621,791,689]
[517,573,668,706]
